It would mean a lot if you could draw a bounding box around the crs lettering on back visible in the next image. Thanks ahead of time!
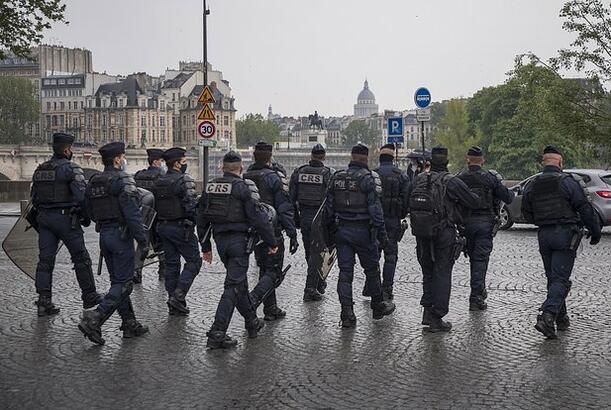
[206,183,232,194]
[298,173,323,184]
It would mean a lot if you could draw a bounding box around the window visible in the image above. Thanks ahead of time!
[60,101,65,110]
[152,130,155,140]
[224,116,228,126]
[88,100,92,108]
[308,135,317,142]
[224,130,229,139]
[68,102,71,110]
[58,78,65,85]
[172,93,176,102]
[141,129,146,140]
[46,115,51,127]
[191,115,195,125]
[59,116,64,126]
[53,102,57,110]
[160,116,165,127]
[102,99,107,108]
[141,116,146,127]
[52,115,57,126]
[73,118,78,128]
[111,129,115,139]
[567,172,592,184]
[80,101,84,109]
[602,174,611,185]
[152,115,156,126]
[73,101,77,110]
[102,115,106,126]
[161,129,166,141]
[46,102,51,111]
[160,101,165,110]
[118,99,123,108]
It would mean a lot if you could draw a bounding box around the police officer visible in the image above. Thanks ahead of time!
[30,132,101,316]
[407,146,480,332]
[457,146,514,311]
[79,142,149,345]
[198,151,279,348]
[289,143,335,301]
[152,147,202,316]
[373,143,410,301]
[133,148,166,283]
[325,143,395,328]
[522,146,601,339]
[244,142,298,321]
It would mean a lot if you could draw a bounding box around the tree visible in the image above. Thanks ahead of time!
[343,119,378,148]
[432,99,480,173]
[0,0,67,59]
[235,114,280,148]
[0,77,39,144]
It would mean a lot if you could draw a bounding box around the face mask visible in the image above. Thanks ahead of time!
[160,162,168,174]
[120,158,128,172]
[180,163,187,174]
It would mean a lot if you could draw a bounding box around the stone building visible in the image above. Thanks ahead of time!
[353,79,379,118]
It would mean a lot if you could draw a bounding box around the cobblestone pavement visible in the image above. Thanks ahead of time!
[0,216,610,409]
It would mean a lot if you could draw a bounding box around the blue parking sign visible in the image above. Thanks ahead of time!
[387,117,404,144]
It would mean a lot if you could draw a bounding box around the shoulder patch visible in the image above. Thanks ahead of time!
[244,178,261,201]
[489,169,503,181]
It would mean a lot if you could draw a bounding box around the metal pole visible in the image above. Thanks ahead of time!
[420,120,425,152]
[200,0,210,189]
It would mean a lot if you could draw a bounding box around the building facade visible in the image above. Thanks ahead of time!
[354,79,379,118]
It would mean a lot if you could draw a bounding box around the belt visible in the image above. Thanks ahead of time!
[40,208,72,215]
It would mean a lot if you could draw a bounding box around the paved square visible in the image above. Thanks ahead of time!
[1,216,609,409]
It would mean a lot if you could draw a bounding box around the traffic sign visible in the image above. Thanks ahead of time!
[198,139,216,147]
[416,108,431,122]
[414,87,431,109]
[198,120,216,139]
[198,85,215,104]
[387,117,404,144]
[197,104,216,121]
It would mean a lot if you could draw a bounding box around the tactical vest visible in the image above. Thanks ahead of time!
[243,168,275,205]
[200,176,247,224]
[153,173,187,220]
[332,168,369,214]
[86,173,122,222]
[530,173,578,225]
[458,169,494,212]
[409,172,453,237]
[134,168,159,190]
[32,159,72,205]
[375,167,402,218]
[296,165,329,208]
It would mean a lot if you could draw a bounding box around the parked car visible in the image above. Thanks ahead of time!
[499,169,611,230]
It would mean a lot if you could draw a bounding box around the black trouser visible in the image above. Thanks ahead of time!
[464,215,494,301]
[381,217,400,289]
[416,226,456,319]
[251,232,285,312]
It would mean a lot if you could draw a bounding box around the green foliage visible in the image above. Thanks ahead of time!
[0,76,39,144]
[343,119,378,148]
[236,114,280,148]
[0,0,67,59]
[431,99,480,173]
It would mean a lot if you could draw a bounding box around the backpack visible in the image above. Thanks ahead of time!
[409,171,452,238]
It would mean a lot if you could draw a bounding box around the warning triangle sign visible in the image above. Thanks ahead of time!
[198,104,216,121]
[198,85,215,104]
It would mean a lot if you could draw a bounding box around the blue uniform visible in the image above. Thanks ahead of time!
[197,172,277,333]
[457,165,514,304]
[374,160,410,294]
[85,166,147,321]
[31,154,98,306]
[244,163,297,316]
[325,161,386,306]
[154,169,202,300]
[522,165,600,318]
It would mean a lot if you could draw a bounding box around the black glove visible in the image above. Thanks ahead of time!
[590,232,601,246]
[80,217,91,228]
[138,241,150,261]
[294,212,301,229]
[377,232,389,250]
[289,236,299,255]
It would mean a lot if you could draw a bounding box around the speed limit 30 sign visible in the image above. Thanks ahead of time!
[198,120,216,139]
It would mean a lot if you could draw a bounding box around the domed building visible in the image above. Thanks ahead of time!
[353,79,379,118]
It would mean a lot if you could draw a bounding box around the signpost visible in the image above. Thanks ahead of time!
[200,0,211,189]
[387,117,403,163]
[414,87,431,152]
[198,120,216,139]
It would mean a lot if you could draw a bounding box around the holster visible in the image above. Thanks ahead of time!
[569,227,584,251]
[182,220,194,241]
[245,228,258,254]
[452,235,467,261]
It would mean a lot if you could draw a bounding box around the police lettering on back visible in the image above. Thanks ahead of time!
[206,182,233,194]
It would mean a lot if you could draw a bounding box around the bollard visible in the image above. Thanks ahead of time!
[20,200,29,216]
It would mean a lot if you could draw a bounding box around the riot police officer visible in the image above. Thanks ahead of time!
[152,147,201,316]
[30,132,101,316]
[244,142,298,321]
[407,146,480,332]
[457,146,514,311]
[289,143,334,301]
[133,148,166,283]
[198,151,279,348]
[79,142,149,345]
[373,143,410,301]
[325,143,395,328]
[522,145,601,339]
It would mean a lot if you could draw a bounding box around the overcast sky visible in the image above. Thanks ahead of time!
[44,0,575,117]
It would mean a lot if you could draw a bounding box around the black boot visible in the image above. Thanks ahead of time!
[372,300,396,320]
[82,291,104,309]
[78,310,105,345]
[421,307,433,326]
[556,315,570,331]
[120,319,149,338]
[535,312,557,339]
[263,305,286,321]
[206,330,238,349]
[426,317,452,333]
[35,295,60,317]
[303,287,323,302]
[167,289,190,315]
[317,279,327,295]
[245,317,265,339]
[469,296,488,311]
[340,305,357,328]
[383,286,394,301]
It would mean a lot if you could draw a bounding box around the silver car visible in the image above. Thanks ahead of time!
[499,169,611,230]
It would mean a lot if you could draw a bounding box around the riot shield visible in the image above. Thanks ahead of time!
[308,199,337,280]
[2,202,63,280]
